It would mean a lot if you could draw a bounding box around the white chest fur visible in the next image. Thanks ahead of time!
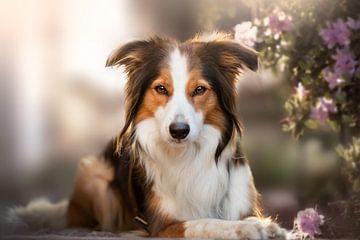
[135,118,253,220]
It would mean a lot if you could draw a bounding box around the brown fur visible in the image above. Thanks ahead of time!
[135,64,227,134]
[158,222,186,237]
[186,70,226,132]
[67,157,133,232]
[134,70,173,124]
[145,194,181,236]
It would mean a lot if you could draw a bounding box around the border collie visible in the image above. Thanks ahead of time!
[10,33,287,239]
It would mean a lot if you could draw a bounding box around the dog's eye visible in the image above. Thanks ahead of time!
[155,85,169,95]
[192,86,207,96]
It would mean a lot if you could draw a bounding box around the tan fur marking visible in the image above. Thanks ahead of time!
[186,70,226,132]
[67,157,125,231]
[191,32,233,43]
[158,222,185,237]
[134,70,173,124]
[250,182,263,219]
[148,192,177,236]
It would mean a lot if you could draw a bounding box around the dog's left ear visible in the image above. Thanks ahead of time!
[198,40,258,80]
[218,41,258,72]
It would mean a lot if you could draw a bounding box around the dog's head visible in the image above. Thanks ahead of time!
[107,33,258,159]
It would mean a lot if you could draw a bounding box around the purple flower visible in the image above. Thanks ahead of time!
[332,48,358,75]
[266,8,293,34]
[320,97,338,113]
[320,19,351,48]
[311,105,329,124]
[311,97,337,124]
[347,17,360,30]
[322,68,344,89]
[234,21,258,47]
[295,208,324,239]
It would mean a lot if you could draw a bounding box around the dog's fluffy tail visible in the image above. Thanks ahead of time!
[5,198,68,233]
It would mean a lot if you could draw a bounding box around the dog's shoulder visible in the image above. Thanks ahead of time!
[102,138,150,228]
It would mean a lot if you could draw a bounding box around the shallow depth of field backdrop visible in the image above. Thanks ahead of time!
[0,0,359,238]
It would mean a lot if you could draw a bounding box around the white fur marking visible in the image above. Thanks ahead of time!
[221,165,253,220]
[155,48,203,143]
[183,218,287,239]
[136,119,230,220]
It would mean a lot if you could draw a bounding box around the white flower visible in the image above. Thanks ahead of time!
[234,21,258,47]
[295,82,307,101]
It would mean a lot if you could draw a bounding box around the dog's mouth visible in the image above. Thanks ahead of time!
[169,138,188,145]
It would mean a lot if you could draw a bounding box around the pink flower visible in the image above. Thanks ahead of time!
[234,21,258,47]
[347,17,360,30]
[320,19,351,48]
[311,106,329,124]
[322,68,344,89]
[311,97,337,124]
[266,8,293,34]
[295,82,307,101]
[294,208,324,239]
[332,48,358,75]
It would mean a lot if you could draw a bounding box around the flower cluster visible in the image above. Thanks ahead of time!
[322,68,344,90]
[265,7,293,36]
[310,97,337,124]
[332,48,358,75]
[293,208,324,239]
[347,17,360,30]
[311,18,359,124]
[320,18,358,77]
[319,19,351,48]
[230,1,360,237]
[234,21,258,47]
[235,8,358,129]
[233,2,360,192]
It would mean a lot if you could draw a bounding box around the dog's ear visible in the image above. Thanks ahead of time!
[219,41,258,72]
[106,37,170,144]
[193,35,258,82]
[105,40,146,67]
[105,37,169,75]
[202,41,258,79]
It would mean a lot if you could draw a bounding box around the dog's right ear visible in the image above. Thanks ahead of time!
[105,37,168,76]
[105,40,146,67]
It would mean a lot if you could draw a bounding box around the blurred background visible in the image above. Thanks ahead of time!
[0,0,353,234]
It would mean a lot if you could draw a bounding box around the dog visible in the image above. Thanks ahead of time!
[9,33,287,239]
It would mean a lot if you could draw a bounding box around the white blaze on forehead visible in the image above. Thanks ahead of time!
[169,48,189,97]
[155,47,203,142]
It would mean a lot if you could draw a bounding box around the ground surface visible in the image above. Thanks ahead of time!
[1,229,195,240]
[2,229,182,240]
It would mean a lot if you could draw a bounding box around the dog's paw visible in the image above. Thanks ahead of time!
[183,218,287,239]
[237,217,287,239]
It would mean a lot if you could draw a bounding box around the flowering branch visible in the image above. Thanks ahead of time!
[233,0,360,196]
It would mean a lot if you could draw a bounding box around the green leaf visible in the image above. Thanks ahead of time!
[305,119,318,129]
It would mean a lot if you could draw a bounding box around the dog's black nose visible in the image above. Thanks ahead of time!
[169,122,190,140]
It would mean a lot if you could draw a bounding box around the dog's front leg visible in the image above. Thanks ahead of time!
[158,218,287,239]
